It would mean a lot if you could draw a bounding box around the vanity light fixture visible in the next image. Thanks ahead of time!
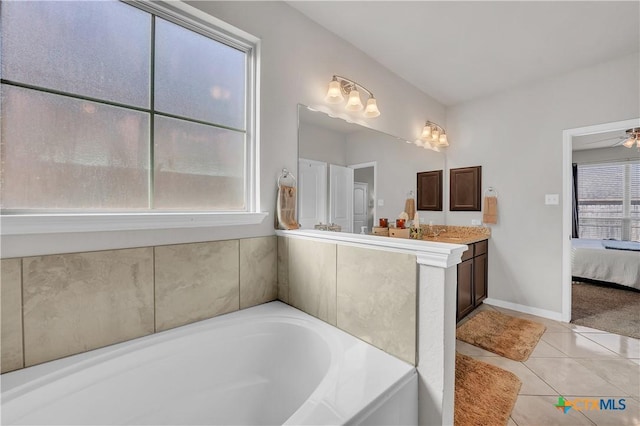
[325,75,380,118]
[622,127,640,149]
[420,121,449,148]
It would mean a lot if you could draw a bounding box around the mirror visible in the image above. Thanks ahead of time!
[297,104,446,234]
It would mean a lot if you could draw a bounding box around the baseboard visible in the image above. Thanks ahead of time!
[483,298,564,322]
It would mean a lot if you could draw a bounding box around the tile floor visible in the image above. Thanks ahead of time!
[456,303,640,426]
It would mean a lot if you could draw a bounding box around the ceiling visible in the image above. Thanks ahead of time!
[287,1,640,106]
[573,129,630,151]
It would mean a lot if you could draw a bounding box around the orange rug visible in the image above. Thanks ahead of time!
[456,311,546,361]
[455,353,522,426]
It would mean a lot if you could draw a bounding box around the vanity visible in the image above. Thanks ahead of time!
[421,225,490,322]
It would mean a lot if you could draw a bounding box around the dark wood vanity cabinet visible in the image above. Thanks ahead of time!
[457,239,488,321]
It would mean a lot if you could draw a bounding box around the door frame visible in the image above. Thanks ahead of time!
[348,161,377,224]
[561,117,640,322]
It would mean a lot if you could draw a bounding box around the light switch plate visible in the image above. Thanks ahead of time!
[471,219,481,226]
[545,194,559,205]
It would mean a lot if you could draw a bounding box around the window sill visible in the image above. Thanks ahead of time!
[1,212,269,236]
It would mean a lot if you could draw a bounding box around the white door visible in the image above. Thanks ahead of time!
[353,182,368,234]
[298,158,327,229]
[329,164,353,233]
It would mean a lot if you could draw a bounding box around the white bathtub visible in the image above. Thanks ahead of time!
[1,301,417,425]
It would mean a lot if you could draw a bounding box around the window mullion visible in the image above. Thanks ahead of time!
[149,15,156,210]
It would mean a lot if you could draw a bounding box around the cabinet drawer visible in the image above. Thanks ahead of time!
[474,240,488,256]
[461,245,473,261]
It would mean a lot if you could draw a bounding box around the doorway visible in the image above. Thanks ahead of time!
[561,118,640,322]
[349,161,377,234]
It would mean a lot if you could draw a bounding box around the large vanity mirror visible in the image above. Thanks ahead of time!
[297,104,446,234]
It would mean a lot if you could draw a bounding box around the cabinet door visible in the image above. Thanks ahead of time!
[457,259,474,321]
[450,166,481,211]
[474,252,488,304]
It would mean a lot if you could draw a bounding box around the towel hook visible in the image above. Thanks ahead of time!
[485,186,498,198]
[278,168,296,187]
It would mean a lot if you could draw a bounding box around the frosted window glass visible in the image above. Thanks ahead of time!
[155,18,246,130]
[1,85,149,210]
[154,116,245,210]
[1,1,150,108]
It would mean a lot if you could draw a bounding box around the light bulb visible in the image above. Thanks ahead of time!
[623,137,636,148]
[345,89,363,111]
[420,125,432,140]
[325,79,344,104]
[364,97,380,118]
[438,133,449,147]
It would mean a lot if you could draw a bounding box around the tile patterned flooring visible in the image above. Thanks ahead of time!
[456,304,640,425]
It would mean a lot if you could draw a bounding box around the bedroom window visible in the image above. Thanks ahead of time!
[1,1,258,221]
[577,162,640,241]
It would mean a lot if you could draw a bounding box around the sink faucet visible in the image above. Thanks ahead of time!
[432,228,446,238]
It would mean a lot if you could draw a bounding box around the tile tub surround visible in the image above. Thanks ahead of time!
[1,258,23,373]
[155,240,240,331]
[1,236,277,371]
[337,246,417,365]
[277,229,466,426]
[22,248,155,367]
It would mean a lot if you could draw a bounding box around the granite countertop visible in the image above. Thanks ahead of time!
[420,225,490,245]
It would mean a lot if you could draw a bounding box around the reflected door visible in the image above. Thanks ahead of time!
[298,158,327,228]
[353,182,368,233]
[329,164,353,233]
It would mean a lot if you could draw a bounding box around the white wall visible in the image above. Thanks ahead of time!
[445,52,640,315]
[298,121,347,165]
[3,1,446,257]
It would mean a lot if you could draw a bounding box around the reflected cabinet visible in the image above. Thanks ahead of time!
[417,170,443,211]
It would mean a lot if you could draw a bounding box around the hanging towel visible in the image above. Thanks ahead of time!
[482,196,498,224]
[276,185,299,230]
[404,198,416,221]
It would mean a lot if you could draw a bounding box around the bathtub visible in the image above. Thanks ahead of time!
[1,301,417,425]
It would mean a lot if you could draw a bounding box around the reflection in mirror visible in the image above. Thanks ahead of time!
[297,104,446,234]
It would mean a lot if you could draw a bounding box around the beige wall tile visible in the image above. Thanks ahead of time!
[277,237,289,303]
[155,240,239,331]
[1,258,23,373]
[22,248,154,367]
[240,237,277,309]
[337,246,417,364]
[288,238,337,325]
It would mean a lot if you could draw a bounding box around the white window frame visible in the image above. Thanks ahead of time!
[0,0,266,237]
[577,161,638,241]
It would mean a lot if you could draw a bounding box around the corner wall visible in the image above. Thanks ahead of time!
[445,53,640,315]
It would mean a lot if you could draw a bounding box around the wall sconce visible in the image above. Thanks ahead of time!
[325,75,380,118]
[419,121,449,148]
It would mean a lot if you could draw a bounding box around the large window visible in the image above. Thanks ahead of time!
[1,0,256,215]
[577,162,640,241]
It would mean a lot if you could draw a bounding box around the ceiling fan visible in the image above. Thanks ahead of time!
[579,127,640,149]
[621,127,640,149]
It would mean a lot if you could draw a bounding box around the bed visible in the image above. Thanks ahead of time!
[572,238,640,290]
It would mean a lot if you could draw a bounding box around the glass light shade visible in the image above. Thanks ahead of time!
[420,125,432,140]
[431,128,440,141]
[364,97,380,118]
[622,136,636,148]
[438,133,449,146]
[325,80,344,104]
[345,89,363,111]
